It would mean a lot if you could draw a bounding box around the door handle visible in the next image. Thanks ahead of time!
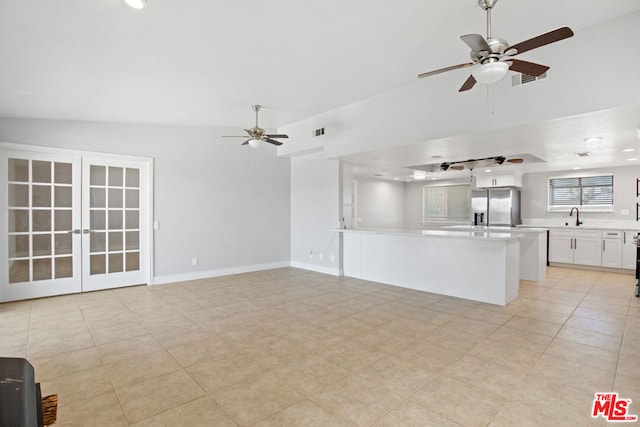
[67,229,81,235]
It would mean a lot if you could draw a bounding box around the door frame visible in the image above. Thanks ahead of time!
[0,142,154,301]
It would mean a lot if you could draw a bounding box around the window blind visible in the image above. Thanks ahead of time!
[549,175,613,207]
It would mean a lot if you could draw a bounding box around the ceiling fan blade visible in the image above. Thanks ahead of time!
[265,134,289,139]
[450,165,465,170]
[241,140,250,146]
[264,138,283,146]
[507,158,524,163]
[458,75,477,92]
[244,129,254,136]
[509,59,549,77]
[507,27,574,55]
[460,34,491,53]
[418,62,475,78]
[222,135,248,138]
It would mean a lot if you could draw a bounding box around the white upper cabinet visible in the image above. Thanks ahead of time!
[475,174,522,188]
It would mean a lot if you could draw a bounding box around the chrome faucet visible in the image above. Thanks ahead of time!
[569,207,582,226]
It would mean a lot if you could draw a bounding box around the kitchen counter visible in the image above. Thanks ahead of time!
[337,227,523,241]
[340,228,520,305]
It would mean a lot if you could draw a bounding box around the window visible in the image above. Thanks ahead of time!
[548,174,613,211]
[423,185,470,221]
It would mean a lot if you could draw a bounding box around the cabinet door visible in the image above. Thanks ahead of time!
[622,231,639,269]
[574,237,602,266]
[601,238,622,268]
[493,175,516,187]
[475,176,494,188]
[549,235,574,263]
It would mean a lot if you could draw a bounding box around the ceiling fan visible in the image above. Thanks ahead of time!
[417,0,573,92]
[222,105,288,147]
[441,155,523,171]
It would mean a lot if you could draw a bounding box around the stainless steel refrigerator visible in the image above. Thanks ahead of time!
[471,188,521,227]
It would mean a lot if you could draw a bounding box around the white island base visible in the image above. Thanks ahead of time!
[342,229,521,306]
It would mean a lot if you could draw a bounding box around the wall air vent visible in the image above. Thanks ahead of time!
[313,128,325,137]
[512,72,547,86]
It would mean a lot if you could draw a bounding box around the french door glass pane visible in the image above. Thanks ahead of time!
[9,260,30,283]
[9,184,29,207]
[55,257,73,279]
[32,161,51,183]
[33,258,52,281]
[7,159,75,285]
[89,165,141,275]
[54,210,72,231]
[32,185,51,207]
[32,210,51,232]
[54,162,72,184]
[9,210,29,233]
[8,159,29,182]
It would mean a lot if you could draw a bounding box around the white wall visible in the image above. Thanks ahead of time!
[522,165,639,228]
[0,118,291,283]
[355,178,405,229]
[290,152,341,275]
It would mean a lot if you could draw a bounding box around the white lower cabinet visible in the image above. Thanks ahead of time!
[549,229,602,266]
[549,228,638,269]
[601,230,622,268]
[622,230,639,269]
[549,231,575,264]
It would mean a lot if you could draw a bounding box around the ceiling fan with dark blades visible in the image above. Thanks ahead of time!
[418,0,573,92]
[441,155,523,171]
[222,105,288,147]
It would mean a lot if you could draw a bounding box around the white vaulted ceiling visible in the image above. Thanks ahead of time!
[0,0,639,129]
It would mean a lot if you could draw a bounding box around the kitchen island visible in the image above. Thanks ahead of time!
[444,225,548,282]
[339,228,522,306]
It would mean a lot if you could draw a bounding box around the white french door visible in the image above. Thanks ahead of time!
[1,147,151,302]
[81,157,148,292]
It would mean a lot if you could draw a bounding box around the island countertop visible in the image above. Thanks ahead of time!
[335,227,524,241]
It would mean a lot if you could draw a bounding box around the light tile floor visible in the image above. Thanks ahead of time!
[1,266,639,426]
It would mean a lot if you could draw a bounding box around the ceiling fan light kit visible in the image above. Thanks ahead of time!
[221,104,289,148]
[472,61,509,84]
[125,0,147,10]
[417,0,573,92]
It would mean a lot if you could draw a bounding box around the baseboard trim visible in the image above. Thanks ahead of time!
[290,261,342,276]
[151,261,291,285]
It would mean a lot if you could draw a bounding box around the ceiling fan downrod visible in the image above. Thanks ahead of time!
[479,0,498,39]
[252,104,261,127]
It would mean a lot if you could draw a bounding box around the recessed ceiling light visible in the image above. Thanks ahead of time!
[622,148,636,152]
[484,169,492,173]
[572,167,581,170]
[393,177,399,180]
[575,152,591,157]
[627,158,638,161]
[431,178,437,181]
[125,0,147,9]
[584,137,602,143]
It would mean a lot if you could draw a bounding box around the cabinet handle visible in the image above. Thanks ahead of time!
[602,240,605,251]
[570,238,573,249]
[624,232,626,244]
[574,238,577,250]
